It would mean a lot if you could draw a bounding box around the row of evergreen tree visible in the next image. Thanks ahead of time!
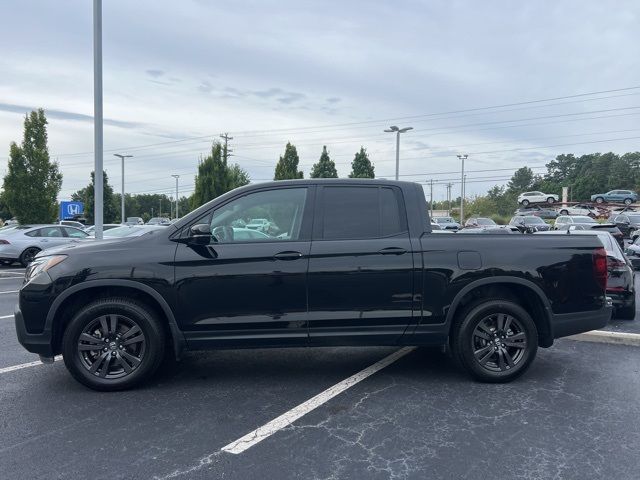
[0,109,377,224]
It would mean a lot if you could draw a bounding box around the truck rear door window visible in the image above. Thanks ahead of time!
[320,186,406,240]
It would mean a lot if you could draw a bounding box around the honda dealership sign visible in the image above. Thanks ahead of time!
[59,201,84,220]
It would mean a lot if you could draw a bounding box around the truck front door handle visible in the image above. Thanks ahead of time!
[273,251,303,260]
[378,247,407,255]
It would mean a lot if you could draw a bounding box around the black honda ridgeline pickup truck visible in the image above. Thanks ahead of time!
[16,180,612,391]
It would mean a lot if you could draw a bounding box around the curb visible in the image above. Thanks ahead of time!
[567,330,640,347]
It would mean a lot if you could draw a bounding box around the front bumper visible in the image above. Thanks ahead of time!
[551,304,613,339]
[15,304,55,357]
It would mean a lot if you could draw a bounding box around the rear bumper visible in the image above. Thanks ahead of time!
[607,290,634,310]
[551,304,613,339]
[14,305,54,357]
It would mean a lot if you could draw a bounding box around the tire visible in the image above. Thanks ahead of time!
[547,197,555,204]
[62,298,166,391]
[595,197,604,204]
[624,198,633,205]
[560,209,568,215]
[451,299,538,383]
[521,199,530,206]
[19,247,40,267]
[615,297,636,320]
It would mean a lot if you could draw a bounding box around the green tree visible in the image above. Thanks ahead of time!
[72,171,118,224]
[349,147,375,178]
[310,146,338,178]
[274,142,303,180]
[0,191,12,222]
[507,166,534,192]
[3,109,62,223]
[191,142,250,209]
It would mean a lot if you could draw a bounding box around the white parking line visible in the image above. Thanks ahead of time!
[0,290,19,295]
[0,355,62,375]
[0,314,14,319]
[221,346,415,455]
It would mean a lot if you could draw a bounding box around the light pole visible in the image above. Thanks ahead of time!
[114,154,132,223]
[457,154,468,223]
[93,0,103,239]
[171,175,180,219]
[384,125,413,180]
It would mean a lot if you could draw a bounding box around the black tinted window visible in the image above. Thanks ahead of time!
[321,186,406,240]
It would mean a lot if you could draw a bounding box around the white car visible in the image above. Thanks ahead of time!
[0,225,89,266]
[557,204,598,217]
[517,191,559,206]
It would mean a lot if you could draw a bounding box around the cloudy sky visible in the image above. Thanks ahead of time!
[0,0,639,202]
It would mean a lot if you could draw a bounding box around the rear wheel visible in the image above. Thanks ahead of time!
[624,198,633,205]
[451,299,538,383]
[62,298,165,391]
[19,247,40,267]
[595,197,604,204]
[521,199,530,206]
[560,209,568,215]
[616,297,636,320]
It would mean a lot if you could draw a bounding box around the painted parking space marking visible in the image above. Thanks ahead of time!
[0,314,14,319]
[0,356,62,375]
[0,290,19,295]
[221,346,415,455]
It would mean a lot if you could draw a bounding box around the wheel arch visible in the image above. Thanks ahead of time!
[445,277,554,347]
[48,280,186,359]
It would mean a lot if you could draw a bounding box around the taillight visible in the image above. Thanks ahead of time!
[0,239,9,245]
[608,256,628,271]
[593,247,607,290]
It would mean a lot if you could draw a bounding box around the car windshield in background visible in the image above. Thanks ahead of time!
[102,226,161,237]
[435,217,454,223]
[573,216,597,223]
[477,218,497,225]
[524,217,546,224]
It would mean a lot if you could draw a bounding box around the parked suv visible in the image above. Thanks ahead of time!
[557,204,598,217]
[517,191,559,206]
[464,217,498,229]
[509,216,550,233]
[590,190,638,205]
[608,213,640,238]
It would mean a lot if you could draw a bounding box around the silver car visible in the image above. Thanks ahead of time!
[86,225,166,239]
[0,225,89,266]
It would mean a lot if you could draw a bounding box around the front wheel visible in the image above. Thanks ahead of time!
[521,199,530,206]
[451,299,538,383]
[595,197,604,204]
[19,247,40,267]
[560,209,568,215]
[547,197,555,204]
[62,298,166,391]
[624,198,633,205]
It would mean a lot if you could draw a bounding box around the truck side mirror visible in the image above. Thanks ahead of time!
[188,223,212,245]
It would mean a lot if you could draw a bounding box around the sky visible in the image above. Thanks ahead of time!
[0,0,639,203]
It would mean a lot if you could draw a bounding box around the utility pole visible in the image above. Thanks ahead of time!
[446,183,453,216]
[171,175,180,219]
[159,197,162,217]
[457,154,468,223]
[220,133,234,163]
[429,179,434,217]
[384,126,413,180]
[93,0,103,239]
[114,154,132,223]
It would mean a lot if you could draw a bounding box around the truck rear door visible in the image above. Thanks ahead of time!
[307,184,415,345]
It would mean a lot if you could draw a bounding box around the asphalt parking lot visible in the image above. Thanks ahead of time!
[1,266,640,479]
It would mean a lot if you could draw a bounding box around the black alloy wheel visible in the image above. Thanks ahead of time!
[451,299,538,383]
[63,298,165,391]
[76,314,146,379]
[471,314,527,373]
[20,247,40,267]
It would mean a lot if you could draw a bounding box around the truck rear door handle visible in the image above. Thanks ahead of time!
[273,251,303,260]
[378,247,407,255]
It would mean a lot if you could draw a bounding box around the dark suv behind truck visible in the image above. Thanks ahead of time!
[15,179,612,391]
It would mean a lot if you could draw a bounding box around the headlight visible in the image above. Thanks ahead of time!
[25,255,67,283]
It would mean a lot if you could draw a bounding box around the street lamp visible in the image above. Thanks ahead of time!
[171,175,180,219]
[114,154,132,223]
[384,125,413,180]
[457,154,468,223]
